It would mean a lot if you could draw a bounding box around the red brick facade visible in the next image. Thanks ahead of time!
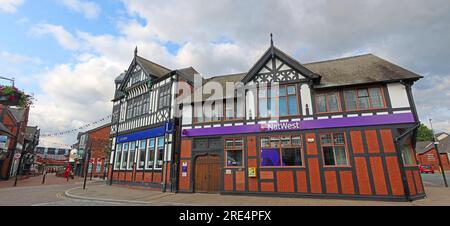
[417,148,450,171]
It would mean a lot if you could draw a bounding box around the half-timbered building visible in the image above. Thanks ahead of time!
[178,41,425,201]
[109,48,197,191]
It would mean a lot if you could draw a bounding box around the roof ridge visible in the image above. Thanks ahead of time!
[136,55,172,71]
[304,53,374,66]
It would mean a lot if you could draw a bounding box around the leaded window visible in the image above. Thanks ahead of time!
[321,133,349,166]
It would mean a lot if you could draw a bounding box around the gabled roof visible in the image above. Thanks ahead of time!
[305,54,422,88]
[118,50,172,92]
[241,46,321,84]
[136,56,171,78]
[416,136,450,154]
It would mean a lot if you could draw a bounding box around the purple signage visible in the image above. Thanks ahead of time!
[181,113,415,138]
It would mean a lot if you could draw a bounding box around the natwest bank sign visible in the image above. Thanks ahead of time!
[261,121,301,132]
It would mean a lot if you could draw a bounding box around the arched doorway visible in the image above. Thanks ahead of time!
[194,154,221,193]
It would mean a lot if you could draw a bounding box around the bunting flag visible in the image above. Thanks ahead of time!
[39,139,73,148]
[40,114,113,137]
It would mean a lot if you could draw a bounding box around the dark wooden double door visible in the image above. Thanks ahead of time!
[195,155,221,193]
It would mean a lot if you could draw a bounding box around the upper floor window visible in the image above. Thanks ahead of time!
[258,85,299,118]
[158,85,171,110]
[344,87,385,111]
[130,66,143,85]
[316,92,341,113]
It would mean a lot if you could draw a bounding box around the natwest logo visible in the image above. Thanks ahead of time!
[261,122,301,132]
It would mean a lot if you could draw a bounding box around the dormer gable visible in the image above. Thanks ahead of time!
[242,45,321,85]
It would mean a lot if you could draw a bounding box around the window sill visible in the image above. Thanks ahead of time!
[322,165,352,169]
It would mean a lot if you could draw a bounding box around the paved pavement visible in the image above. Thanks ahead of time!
[0,174,122,206]
[63,183,450,206]
[1,173,450,206]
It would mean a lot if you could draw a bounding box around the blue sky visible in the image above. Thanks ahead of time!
[0,0,449,147]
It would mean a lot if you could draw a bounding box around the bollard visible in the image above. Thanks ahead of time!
[42,172,47,184]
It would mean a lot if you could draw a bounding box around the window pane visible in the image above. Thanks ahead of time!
[227,150,243,167]
[323,147,335,166]
[279,98,288,117]
[261,148,281,166]
[328,93,339,112]
[292,136,301,146]
[335,147,348,166]
[139,149,146,168]
[279,87,286,97]
[226,140,234,149]
[288,95,299,115]
[261,138,269,148]
[282,148,302,166]
[259,89,267,98]
[259,100,267,118]
[317,95,327,113]
[333,133,345,145]
[270,137,280,148]
[358,89,370,110]
[401,143,415,165]
[281,137,290,147]
[234,139,244,148]
[147,139,155,169]
[287,86,296,95]
[369,88,384,108]
[321,134,332,145]
[155,137,164,168]
[344,91,357,111]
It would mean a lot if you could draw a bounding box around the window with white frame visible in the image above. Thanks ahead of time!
[114,143,122,170]
[121,143,129,169]
[146,138,156,170]
[137,140,146,169]
[128,141,136,169]
[155,137,164,169]
[321,133,349,166]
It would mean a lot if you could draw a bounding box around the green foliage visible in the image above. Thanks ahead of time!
[0,85,33,107]
[417,123,434,141]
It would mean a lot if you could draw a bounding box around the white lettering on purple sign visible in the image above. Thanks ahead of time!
[265,122,301,131]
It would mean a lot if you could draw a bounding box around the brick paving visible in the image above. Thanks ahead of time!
[0,174,96,188]
[64,184,450,206]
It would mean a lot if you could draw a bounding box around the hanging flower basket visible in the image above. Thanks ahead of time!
[0,85,33,107]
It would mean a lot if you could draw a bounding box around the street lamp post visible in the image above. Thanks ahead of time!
[430,119,448,187]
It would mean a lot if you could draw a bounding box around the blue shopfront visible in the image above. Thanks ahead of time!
[113,123,174,173]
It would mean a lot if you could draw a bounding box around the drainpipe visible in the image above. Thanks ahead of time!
[394,123,420,201]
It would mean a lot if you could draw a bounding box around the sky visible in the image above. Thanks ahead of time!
[0,0,449,148]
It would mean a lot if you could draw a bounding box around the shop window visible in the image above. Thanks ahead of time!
[321,133,349,166]
[401,139,416,165]
[260,136,303,167]
[137,140,146,169]
[155,137,164,169]
[225,138,244,167]
[344,87,385,111]
[146,138,156,170]
[128,141,136,169]
[114,143,122,170]
[121,143,129,169]
[316,92,341,113]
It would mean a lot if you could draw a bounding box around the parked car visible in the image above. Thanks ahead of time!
[420,164,435,174]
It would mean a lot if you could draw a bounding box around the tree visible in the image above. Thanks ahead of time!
[417,123,434,141]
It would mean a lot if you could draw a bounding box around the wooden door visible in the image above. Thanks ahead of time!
[195,155,221,193]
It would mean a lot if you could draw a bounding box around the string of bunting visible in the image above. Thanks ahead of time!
[40,114,112,137]
[39,139,73,148]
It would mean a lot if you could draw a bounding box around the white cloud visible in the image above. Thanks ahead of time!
[31,23,80,50]
[0,0,24,13]
[60,0,101,19]
[27,0,450,146]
